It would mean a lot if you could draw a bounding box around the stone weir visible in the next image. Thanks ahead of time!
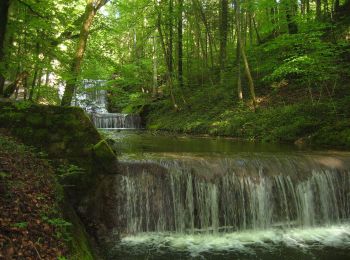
[84,153,350,244]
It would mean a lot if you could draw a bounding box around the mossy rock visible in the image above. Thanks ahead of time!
[92,140,119,174]
[26,114,44,126]
[0,101,120,197]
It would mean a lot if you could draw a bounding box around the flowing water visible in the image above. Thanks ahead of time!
[73,80,142,129]
[102,131,350,259]
[92,113,141,129]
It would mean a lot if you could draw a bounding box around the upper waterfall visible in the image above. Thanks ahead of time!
[74,80,142,129]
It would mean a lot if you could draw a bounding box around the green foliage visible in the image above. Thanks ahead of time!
[0,171,10,179]
[56,164,85,184]
[42,215,73,241]
[147,98,350,148]
[12,222,28,229]
[260,31,346,90]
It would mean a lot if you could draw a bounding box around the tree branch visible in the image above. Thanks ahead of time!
[94,0,110,11]
[16,0,47,19]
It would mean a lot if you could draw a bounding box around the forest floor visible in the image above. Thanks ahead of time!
[0,131,69,259]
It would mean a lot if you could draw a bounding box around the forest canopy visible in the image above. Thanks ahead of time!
[0,0,349,131]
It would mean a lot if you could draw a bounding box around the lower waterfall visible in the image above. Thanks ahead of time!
[117,155,350,234]
[105,154,350,259]
[93,131,350,259]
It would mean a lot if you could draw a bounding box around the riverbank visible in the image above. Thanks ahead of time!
[145,97,350,149]
[0,131,100,259]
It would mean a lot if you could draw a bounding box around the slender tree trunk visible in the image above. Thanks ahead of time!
[29,42,40,101]
[34,68,43,102]
[301,0,305,15]
[156,1,177,109]
[61,0,108,106]
[193,0,215,68]
[236,0,256,109]
[236,39,243,101]
[37,69,50,102]
[270,6,277,36]
[248,13,253,47]
[252,16,262,44]
[152,36,158,97]
[168,0,174,79]
[219,0,228,83]
[282,0,298,34]
[29,68,38,101]
[316,0,322,19]
[334,0,340,11]
[23,76,28,100]
[323,0,329,16]
[4,71,29,98]
[177,0,184,90]
[0,0,10,96]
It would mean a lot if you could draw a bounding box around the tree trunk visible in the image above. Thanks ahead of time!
[193,0,215,68]
[219,0,228,83]
[29,42,40,101]
[236,0,256,109]
[3,71,29,98]
[282,0,298,34]
[316,0,322,19]
[0,0,10,96]
[29,68,39,101]
[334,0,340,11]
[236,39,243,101]
[152,36,158,97]
[37,69,50,102]
[61,0,107,106]
[156,1,177,109]
[168,0,174,79]
[177,0,184,90]
[252,16,262,44]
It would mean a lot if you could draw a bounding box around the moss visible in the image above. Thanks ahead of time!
[48,142,66,155]
[61,202,96,260]
[34,128,49,140]
[93,140,119,174]
[26,114,44,126]
[0,102,101,155]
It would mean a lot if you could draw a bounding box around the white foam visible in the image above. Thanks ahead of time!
[118,225,350,256]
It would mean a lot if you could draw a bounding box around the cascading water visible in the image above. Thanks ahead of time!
[116,155,350,234]
[92,132,350,259]
[74,80,142,129]
[91,113,141,129]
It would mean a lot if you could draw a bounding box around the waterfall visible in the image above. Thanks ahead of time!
[114,155,350,235]
[91,113,141,129]
[74,79,108,113]
[74,80,142,129]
